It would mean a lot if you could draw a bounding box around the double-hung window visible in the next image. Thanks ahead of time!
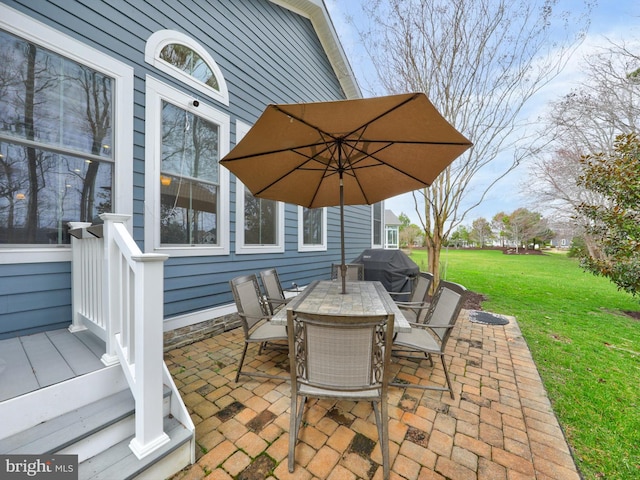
[0,5,133,263]
[145,77,229,255]
[235,121,284,254]
[298,206,327,252]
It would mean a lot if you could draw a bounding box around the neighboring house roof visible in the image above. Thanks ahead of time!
[385,209,401,226]
[269,0,361,99]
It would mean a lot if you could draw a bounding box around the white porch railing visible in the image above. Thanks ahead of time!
[69,213,170,459]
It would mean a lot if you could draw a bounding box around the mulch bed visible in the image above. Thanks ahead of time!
[463,291,487,310]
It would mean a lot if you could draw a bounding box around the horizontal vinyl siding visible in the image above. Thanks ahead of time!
[0,263,71,339]
[1,0,371,333]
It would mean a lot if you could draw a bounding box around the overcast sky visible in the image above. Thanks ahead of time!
[325,0,640,226]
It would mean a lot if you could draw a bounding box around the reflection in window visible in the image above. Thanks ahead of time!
[160,44,219,90]
[303,207,323,245]
[0,29,113,244]
[244,187,277,245]
[160,101,219,245]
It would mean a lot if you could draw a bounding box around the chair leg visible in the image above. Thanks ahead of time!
[288,395,307,473]
[390,353,454,398]
[372,400,390,480]
[440,355,455,399]
[288,395,298,473]
[235,342,249,383]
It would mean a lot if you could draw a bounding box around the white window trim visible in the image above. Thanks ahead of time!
[145,29,229,106]
[0,4,133,264]
[372,202,384,249]
[297,206,327,252]
[144,76,230,256]
[234,120,285,254]
[385,225,399,249]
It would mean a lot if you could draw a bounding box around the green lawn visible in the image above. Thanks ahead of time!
[409,248,640,479]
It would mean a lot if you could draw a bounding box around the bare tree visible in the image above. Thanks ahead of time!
[528,40,640,257]
[353,0,593,287]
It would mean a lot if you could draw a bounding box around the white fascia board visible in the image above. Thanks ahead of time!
[268,0,362,99]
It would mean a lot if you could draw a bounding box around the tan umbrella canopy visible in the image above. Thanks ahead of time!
[221,92,472,293]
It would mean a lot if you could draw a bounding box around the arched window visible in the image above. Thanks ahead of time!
[145,30,229,105]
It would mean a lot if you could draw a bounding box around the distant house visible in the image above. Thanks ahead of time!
[385,209,401,249]
[0,1,383,476]
[548,221,580,249]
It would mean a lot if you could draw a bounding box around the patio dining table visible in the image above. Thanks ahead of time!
[271,280,411,333]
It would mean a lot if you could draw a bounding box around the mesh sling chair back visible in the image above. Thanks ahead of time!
[391,280,467,398]
[330,263,365,281]
[393,271,434,323]
[229,274,288,382]
[259,268,292,315]
[287,310,394,479]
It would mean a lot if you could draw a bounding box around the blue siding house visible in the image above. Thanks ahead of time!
[0,0,382,340]
[0,1,382,476]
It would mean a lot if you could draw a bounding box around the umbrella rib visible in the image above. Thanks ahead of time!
[221,141,332,162]
[272,93,423,140]
[251,140,341,198]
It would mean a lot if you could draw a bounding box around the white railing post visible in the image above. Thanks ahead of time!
[100,213,171,459]
[128,252,170,459]
[101,213,132,365]
[69,221,93,333]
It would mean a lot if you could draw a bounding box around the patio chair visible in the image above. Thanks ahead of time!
[391,271,434,323]
[229,274,289,382]
[287,310,394,479]
[259,268,296,315]
[330,263,365,281]
[391,280,467,399]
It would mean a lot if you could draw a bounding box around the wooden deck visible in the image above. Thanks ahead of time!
[0,328,106,402]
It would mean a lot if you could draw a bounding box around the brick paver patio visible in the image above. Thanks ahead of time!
[165,310,581,480]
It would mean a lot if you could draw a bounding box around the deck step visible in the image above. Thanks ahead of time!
[0,388,134,454]
[0,384,191,479]
[78,416,192,480]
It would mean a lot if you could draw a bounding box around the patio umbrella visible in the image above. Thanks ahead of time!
[220,92,472,293]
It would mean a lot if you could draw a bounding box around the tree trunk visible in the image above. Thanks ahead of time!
[424,219,443,293]
[426,239,442,293]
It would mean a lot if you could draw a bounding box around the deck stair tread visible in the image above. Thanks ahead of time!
[0,388,135,454]
[78,416,191,480]
[0,329,105,402]
[48,329,105,374]
[0,337,39,400]
[22,332,76,386]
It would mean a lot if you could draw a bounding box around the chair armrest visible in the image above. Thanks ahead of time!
[397,302,430,314]
[266,296,290,305]
[396,301,429,308]
[240,313,273,323]
[408,322,456,330]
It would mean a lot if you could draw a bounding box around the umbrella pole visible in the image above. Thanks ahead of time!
[340,173,346,294]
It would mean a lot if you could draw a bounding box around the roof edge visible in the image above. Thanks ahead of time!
[268,0,362,99]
